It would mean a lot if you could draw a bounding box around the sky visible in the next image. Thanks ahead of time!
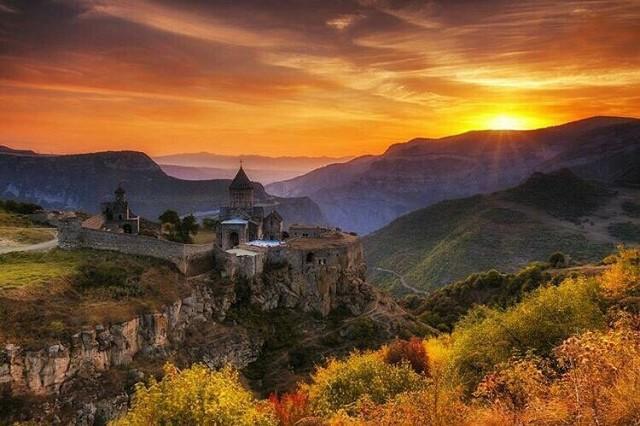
[0,0,639,157]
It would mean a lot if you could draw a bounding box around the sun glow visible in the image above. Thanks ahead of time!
[487,115,526,130]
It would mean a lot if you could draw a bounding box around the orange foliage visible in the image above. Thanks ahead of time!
[383,337,429,375]
[268,391,310,426]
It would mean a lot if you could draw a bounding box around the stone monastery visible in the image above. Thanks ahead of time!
[58,166,363,281]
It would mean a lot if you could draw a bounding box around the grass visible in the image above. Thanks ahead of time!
[0,212,33,228]
[191,229,216,244]
[0,227,55,245]
[0,249,189,348]
[364,172,616,294]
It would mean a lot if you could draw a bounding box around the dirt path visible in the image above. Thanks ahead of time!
[374,267,427,294]
[0,233,58,255]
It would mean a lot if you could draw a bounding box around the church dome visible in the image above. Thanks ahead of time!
[229,166,253,190]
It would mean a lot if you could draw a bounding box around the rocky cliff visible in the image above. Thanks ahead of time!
[0,242,423,424]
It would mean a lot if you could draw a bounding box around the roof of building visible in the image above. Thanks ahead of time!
[247,240,283,248]
[82,214,105,230]
[286,231,358,250]
[229,166,253,190]
[265,210,283,221]
[226,247,260,257]
[221,218,249,225]
[289,224,327,230]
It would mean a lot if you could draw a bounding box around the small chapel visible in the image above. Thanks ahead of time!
[217,165,283,250]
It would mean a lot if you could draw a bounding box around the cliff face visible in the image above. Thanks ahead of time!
[0,280,241,397]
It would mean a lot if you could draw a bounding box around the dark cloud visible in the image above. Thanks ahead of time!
[0,0,638,156]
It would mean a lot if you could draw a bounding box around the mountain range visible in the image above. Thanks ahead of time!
[267,116,640,234]
[0,149,326,226]
[155,152,352,184]
[363,169,640,294]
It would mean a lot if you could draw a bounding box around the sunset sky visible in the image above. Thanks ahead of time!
[1,0,639,156]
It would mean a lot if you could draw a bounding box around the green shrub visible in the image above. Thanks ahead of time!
[305,351,425,415]
[449,276,605,391]
[74,259,144,298]
[548,251,567,267]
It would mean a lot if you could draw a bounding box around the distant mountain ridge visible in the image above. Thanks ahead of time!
[267,116,640,234]
[0,149,327,226]
[363,169,640,294]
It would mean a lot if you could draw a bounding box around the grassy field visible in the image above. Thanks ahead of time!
[0,227,56,245]
[0,211,33,228]
[191,229,216,244]
[0,249,189,348]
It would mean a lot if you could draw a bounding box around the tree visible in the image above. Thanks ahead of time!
[179,214,200,243]
[158,210,199,243]
[202,217,218,231]
[548,251,567,268]
[158,210,180,226]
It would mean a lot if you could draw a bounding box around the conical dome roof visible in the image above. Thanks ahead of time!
[229,166,253,190]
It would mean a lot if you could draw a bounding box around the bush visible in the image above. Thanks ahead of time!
[111,364,276,426]
[383,337,429,375]
[74,259,144,298]
[449,276,605,391]
[268,391,310,426]
[0,199,42,214]
[304,351,425,416]
[548,251,567,267]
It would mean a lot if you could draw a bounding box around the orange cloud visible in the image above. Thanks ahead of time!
[0,0,638,157]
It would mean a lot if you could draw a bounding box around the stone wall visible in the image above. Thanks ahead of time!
[58,218,214,276]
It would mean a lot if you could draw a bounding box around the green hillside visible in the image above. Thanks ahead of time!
[364,170,638,294]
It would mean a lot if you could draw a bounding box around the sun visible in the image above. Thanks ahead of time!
[488,115,525,130]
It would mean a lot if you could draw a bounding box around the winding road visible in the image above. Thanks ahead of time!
[374,267,427,294]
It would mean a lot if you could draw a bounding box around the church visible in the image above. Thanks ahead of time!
[217,165,283,250]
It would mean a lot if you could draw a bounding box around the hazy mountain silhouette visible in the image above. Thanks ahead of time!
[0,150,326,226]
[267,116,640,234]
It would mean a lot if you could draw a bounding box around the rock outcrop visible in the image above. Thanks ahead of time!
[0,279,240,396]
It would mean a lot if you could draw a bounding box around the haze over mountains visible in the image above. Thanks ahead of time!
[0,149,326,226]
[155,152,352,184]
[267,116,640,234]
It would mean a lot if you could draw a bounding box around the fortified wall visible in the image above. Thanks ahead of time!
[58,218,214,276]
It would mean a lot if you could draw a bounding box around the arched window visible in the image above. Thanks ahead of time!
[306,252,314,263]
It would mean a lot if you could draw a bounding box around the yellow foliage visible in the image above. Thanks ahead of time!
[600,246,640,300]
[304,351,426,416]
[110,363,276,426]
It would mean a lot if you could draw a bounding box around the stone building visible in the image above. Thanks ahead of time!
[82,185,140,234]
[217,166,283,250]
[289,224,329,238]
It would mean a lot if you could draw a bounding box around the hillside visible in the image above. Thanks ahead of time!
[267,116,640,234]
[363,170,640,293]
[0,150,326,226]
